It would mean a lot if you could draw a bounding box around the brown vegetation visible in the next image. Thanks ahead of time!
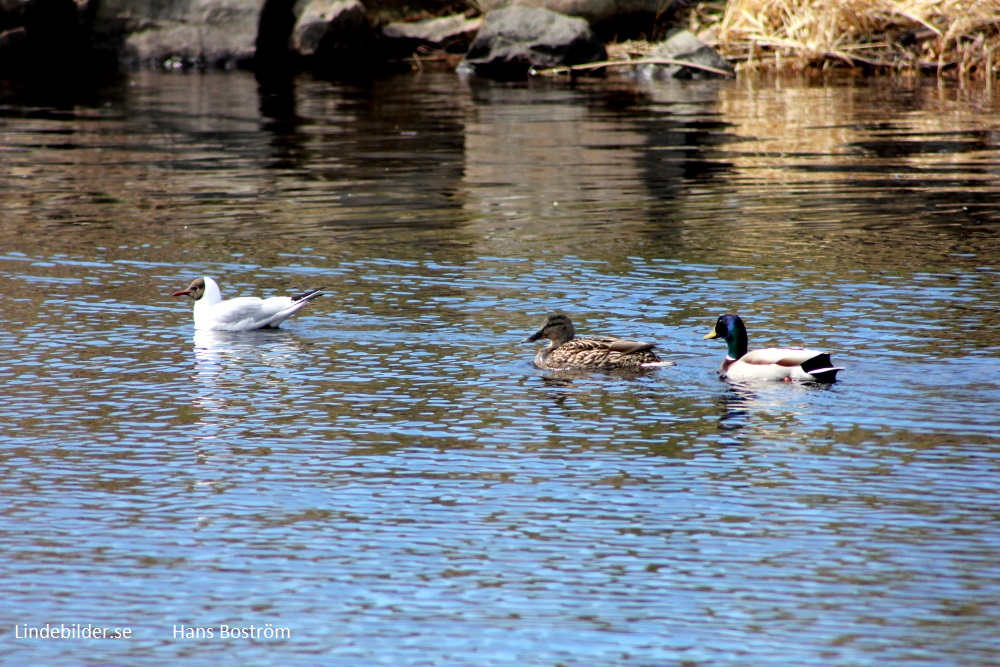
[709,0,1000,78]
[411,1,999,80]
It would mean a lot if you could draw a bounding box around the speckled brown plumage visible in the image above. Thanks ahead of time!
[522,312,673,371]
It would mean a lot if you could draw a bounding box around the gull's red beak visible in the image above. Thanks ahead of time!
[171,289,190,297]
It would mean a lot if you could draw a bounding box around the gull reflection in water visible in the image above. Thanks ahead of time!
[191,328,314,415]
[183,329,316,498]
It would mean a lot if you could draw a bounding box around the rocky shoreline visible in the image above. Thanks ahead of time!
[0,0,994,80]
[0,0,729,81]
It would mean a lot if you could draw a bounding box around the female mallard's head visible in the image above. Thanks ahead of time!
[703,313,749,359]
[523,312,576,347]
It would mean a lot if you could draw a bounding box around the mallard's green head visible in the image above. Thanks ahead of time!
[703,313,749,359]
[523,312,575,346]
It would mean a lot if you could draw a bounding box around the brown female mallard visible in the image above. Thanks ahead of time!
[523,312,674,371]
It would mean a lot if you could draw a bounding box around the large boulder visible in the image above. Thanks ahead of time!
[459,5,606,80]
[475,0,660,40]
[87,0,377,71]
[636,30,734,80]
[381,13,482,60]
[290,0,373,61]
[90,0,263,69]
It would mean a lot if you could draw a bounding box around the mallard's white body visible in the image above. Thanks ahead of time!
[718,347,839,382]
[704,314,842,383]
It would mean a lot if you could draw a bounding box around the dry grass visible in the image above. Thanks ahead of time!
[712,0,1000,77]
[458,0,998,79]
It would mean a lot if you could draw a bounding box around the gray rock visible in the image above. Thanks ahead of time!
[636,30,734,80]
[475,0,660,39]
[459,5,606,80]
[382,13,482,55]
[91,0,262,68]
[290,0,372,59]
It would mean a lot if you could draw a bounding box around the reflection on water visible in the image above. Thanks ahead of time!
[188,328,317,424]
[0,70,999,667]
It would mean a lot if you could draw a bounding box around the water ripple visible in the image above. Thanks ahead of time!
[0,71,998,667]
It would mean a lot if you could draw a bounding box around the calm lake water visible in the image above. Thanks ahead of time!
[1,68,999,666]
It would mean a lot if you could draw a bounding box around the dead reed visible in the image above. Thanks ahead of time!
[712,0,1000,78]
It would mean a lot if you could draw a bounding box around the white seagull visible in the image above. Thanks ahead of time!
[171,276,323,331]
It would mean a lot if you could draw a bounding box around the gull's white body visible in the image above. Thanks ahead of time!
[174,276,322,331]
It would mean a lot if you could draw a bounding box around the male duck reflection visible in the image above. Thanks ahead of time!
[523,312,674,371]
[171,276,323,331]
[703,314,843,383]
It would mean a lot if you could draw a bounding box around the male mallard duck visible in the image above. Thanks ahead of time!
[171,276,323,331]
[523,312,674,371]
[702,313,843,383]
